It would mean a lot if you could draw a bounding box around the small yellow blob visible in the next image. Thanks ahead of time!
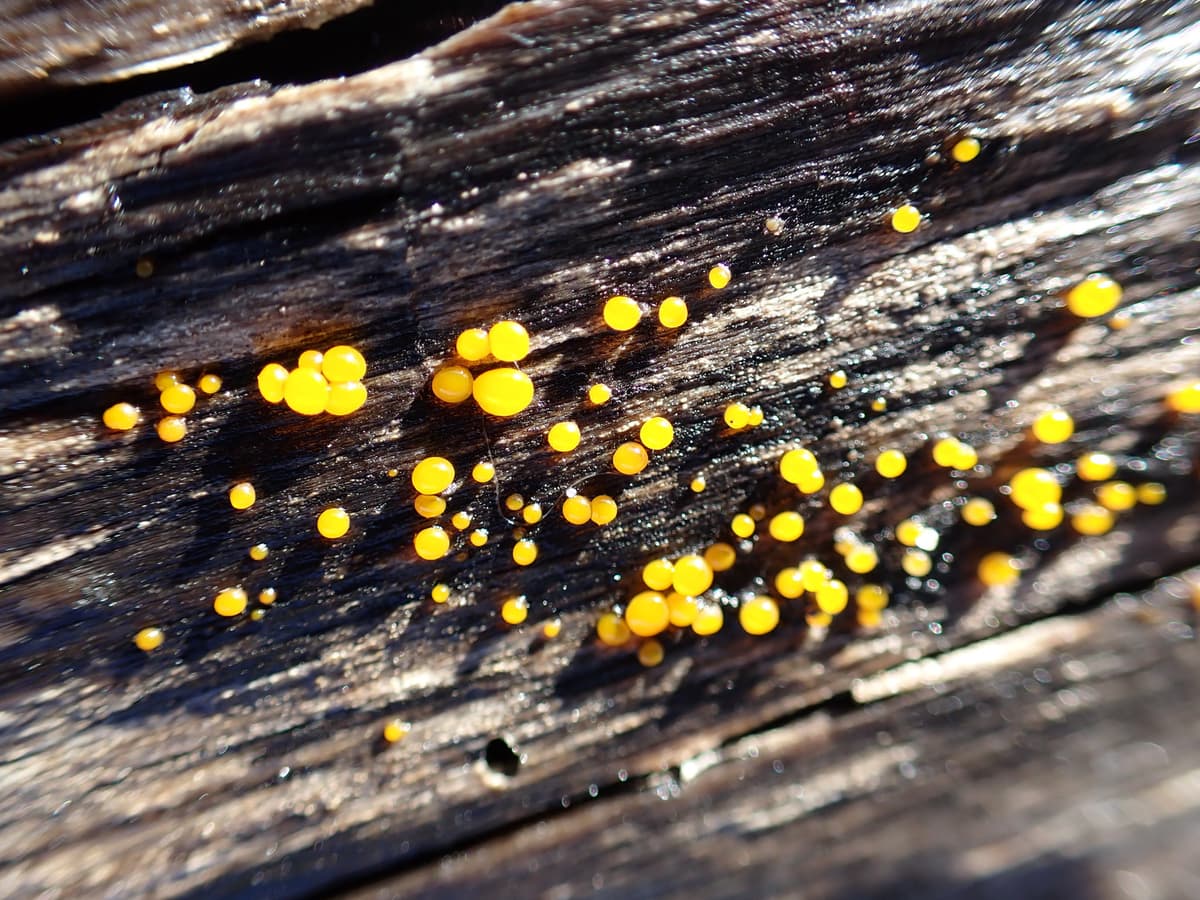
[283,367,330,416]
[779,448,819,484]
[829,483,864,515]
[1108,313,1132,330]
[1166,381,1200,414]
[542,619,562,639]
[414,525,451,560]
[160,383,196,415]
[731,514,756,539]
[321,346,367,383]
[414,494,446,518]
[562,495,592,525]
[1137,482,1166,505]
[588,383,612,405]
[806,611,833,629]
[383,719,410,743]
[704,542,737,572]
[1077,452,1117,482]
[895,519,923,547]
[768,511,805,542]
[157,416,186,443]
[613,441,650,475]
[692,603,724,636]
[522,503,543,525]
[829,370,848,389]
[901,548,933,578]
[471,461,496,483]
[257,363,288,403]
[431,583,451,604]
[747,406,764,427]
[512,539,538,566]
[672,554,714,596]
[950,136,981,163]
[325,379,367,415]
[890,204,921,233]
[1071,503,1114,536]
[1096,481,1136,511]
[198,374,222,395]
[597,612,632,646]
[1021,502,1064,531]
[412,457,455,495]
[1032,408,1074,444]
[667,592,700,627]
[590,495,618,525]
[214,587,248,617]
[153,371,179,392]
[870,397,888,412]
[298,349,324,371]
[708,263,731,289]
[858,609,883,629]
[249,543,269,561]
[658,296,688,328]
[134,627,164,652]
[229,482,256,510]
[875,449,907,479]
[317,507,351,539]
[845,544,879,574]
[456,328,491,362]
[488,321,530,362]
[451,510,472,530]
[856,584,890,611]
[740,596,780,636]
[505,493,524,512]
[690,475,707,493]
[800,559,830,592]
[258,588,277,605]
[815,580,849,615]
[723,402,752,430]
[1066,274,1122,318]
[625,591,669,637]
[501,596,528,624]
[472,367,535,417]
[643,558,676,592]
[469,528,489,547]
[775,568,804,599]
[1009,468,1061,510]
[933,437,977,470]
[548,421,581,452]
[102,402,139,431]
[764,216,784,234]
[978,552,1020,587]
[638,639,665,667]
[961,497,996,526]
[387,469,399,478]
[639,417,675,450]
[603,295,642,331]
[432,366,473,404]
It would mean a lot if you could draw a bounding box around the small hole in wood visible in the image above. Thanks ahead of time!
[484,737,521,777]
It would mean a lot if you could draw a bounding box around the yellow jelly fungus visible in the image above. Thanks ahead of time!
[432,366,473,404]
[816,579,849,615]
[961,497,996,526]
[597,612,632,646]
[249,543,269,561]
[1096,481,1136,511]
[871,397,888,412]
[845,545,879,574]
[1021,502,1064,531]
[950,136,981,163]
[672,554,714,596]
[890,204,921,233]
[387,469,399,478]
[690,475,707,493]
[472,367,535,417]
[548,421,581,452]
[317,507,351,539]
[451,510,472,530]
[858,609,883,629]
[857,584,889,611]
[471,461,496,483]
[469,529,488,547]
[1071,503,1114,536]
[642,558,676,592]
[829,483,864,515]
[229,482,256,510]
[829,370,848,389]
[298,349,324,370]
[603,295,642,331]
[806,611,833,629]
[793,467,822,493]
[248,606,265,620]
[779,448,819,484]
[895,519,922,547]
[933,437,974,469]
[321,345,367,383]
[1008,468,1062,510]
[723,402,752,429]
[257,363,288,403]
[1077,452,1116,482]
[1032,408,1074,444]
[704,542,737,572]
[799,559,830,592]
[431,583,451,604]
[412,457,455,495]
[875,449,907,479]
[768,511,805,542]
[708,263,732,289]
[283,367,330,416]
[731,514,756,539]
[1066,274,1122,318]
[667,592,700,627]
[414,526,451,560]
[501,596,528,625]
[542,619,562,639]
[658,296,688,328]
[154,371,178,391]
[214,587,248,617]
[488,321,531,362]
[134,627,164,651]
[1166,381,1200,414]
[747,406,764,427]
[414,495,446,518]
[590,495,618,525]
[102,402,139,431]
[775,567,804,599]
[613,441,650,475]
[522,503,543,525]
[588,383,612,405]
[383,720,410,743]
[157,416,187,443]
[901,548,933,578]
[1137,482,1166,505]
[638,639,665,667]
[513,539,538,566]
[325,379,368,415]
[456,328,491,362]
[978,552,1020,587]
[1108,313,1132,330]
[692,603,725,636]
[764,216,784,234]
[198,374,222,395]
[160,383,196,415]
[562,495,592,525]
[740,596,780,636]
[639,417,675,450]
[258,588,277,605]
[625,591,669,637]
[505,493,524,512]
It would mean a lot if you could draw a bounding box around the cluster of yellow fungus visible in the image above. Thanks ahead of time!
[779,447,825,494]
[603,291,693,334]
[437,321,535,417]
[258,345,368,417]
[103,368,225,443]
[931,436,979,470]
[561,491,618,527]
[723,401,765,431]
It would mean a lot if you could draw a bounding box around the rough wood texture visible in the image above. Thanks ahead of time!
[1,1,1199,898]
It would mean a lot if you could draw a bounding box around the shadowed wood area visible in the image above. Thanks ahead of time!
[1,1,1199,897]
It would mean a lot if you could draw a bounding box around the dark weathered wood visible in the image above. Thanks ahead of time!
[1,1,1199,897]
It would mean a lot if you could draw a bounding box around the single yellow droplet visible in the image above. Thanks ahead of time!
[198,374,222,394]
[978,552,1020,587]
[638,639,665,667]
[895,519,923,547]
[672,554,713,596]
[1137,482,1166,505]
[414,525,450,560]
[412,457,455,495]
[469,528,488,547]
[613,441,649,475]
[704,542,737,572]
[298,349,324,370]
[590,495,618,525]
[134,627,164,651]
[747,406,764,427]
[1071,503,1114,536]
[597,612,631,646]
[505,493,524,512]
[1009,468,1061,510]
[857,609,883,629]
[1166,381,1200,414]
[432,366,473,404]
[658,296,688,328]
[856,584,889,612]
[1021,502,1063,531]
[431,583,451,604]
[471,461,495,483]
[450,510,472,530]
[815,579,849,615]
[961,497,996,526]
[249,543,269,561]
[1108,313,1132,330]
[708,263,731,289]
[512,539,538,566]
[1096,481,1136,511]
[768,511,805,542]
[642,558,675,592]
[562,495,592,525]
[799,559,830,592]
[257,363,288,403]
[731,513,755,539]
[488,321,530,362]
[102,402,139,431]
[501,596,528,624]
[324,379,367,415]
[724,402,751,429]
[692,603,724,636]
[456,327,491,362]
[603,295,641,331]
[472,367,535,417]
[950,136,981,163]
[414,494,446,518]
[890,204,921,233]
[383,719,409,743]
[160,383,196,415]
[521,503,543,525]
[625,591,669,637]
[639,417,674,450]
[875,449,907,478]
[588,383,612,405]
[548,421,581,452]
[283,367,330,415]
[321,345,366,383]
[739,595,779,636]
[828,370,847,389]
[317,507,350,539]
[1032,407,1074,444]
[829,483,864,515]
[542,618,562,639]
[690,475,707,493]
[775,567,804,599]
[667,592,699,627]
[229,481,256,510]
[779,448,819,484]
[796,469,825,495]
[845,544,879,574]
[1077,452,1116,482]
[764,216,784,234]
[154,371,178,391]
[156,416,186,442]
[258,587,277,605]
[214,587,248,617]
[901,548,932,577]
[1066,274,1122,318]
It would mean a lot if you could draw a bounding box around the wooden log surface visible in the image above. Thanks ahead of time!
[2,0,1199,897]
